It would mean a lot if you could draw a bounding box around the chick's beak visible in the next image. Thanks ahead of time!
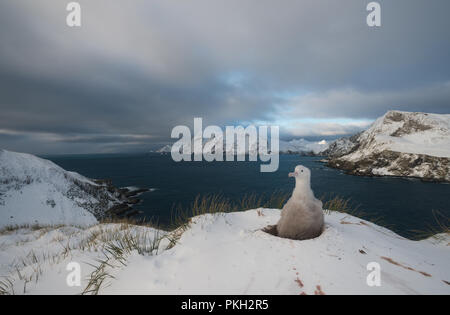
[288,172,297,177]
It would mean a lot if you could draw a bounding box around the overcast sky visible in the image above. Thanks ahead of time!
[1,0,449,154]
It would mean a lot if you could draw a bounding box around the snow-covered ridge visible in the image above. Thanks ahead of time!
[0,150,125,228]
[279,139,328,154]
[0,209,448,295]
[348,111,450,159]
[154,138,329,155]
[324,111,450,181]
[319,133,361,158]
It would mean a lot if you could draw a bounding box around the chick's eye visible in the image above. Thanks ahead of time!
[301,170,304,173]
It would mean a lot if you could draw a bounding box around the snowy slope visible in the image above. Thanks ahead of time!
[346,111,450,160]
[319,133,361,158]
[104,210,449,295]
[0,150,121,228]
[327,111,450,181]
[0,223,164,295]
[1,209,448,295]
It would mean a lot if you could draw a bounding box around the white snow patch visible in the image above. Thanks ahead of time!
[2,209,447,295]
[0,150,120,228]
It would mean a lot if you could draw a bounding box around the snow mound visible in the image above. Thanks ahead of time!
[103,210,448,295]
[0,223,164,295]
[1,209,448,294]
[0,150,120,228]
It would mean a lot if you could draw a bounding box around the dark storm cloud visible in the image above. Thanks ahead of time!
[0,0,449,154]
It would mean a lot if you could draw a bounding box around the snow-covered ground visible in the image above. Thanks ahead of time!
[0,150,122,228]
[1,209,448,295]
[0,146,448,295]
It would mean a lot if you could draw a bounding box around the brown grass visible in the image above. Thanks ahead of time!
[0,223,67,235]
[380,256,432,278]
[169,192,290,230]
[409,210,449,241]
[321,194,390,229]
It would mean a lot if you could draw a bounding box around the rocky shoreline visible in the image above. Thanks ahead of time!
[325,151,450,183]
[93,179,150,219]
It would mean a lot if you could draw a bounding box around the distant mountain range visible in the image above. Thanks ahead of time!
[154,138,329,155]
[154,111,449,181]
[156,144,172,153]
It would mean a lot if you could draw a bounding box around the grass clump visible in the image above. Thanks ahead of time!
[170,192,290,230]
[320,194,388,228]
[0,277,15,295]
[165,192,290,249]
[322,195,357,215]
[0,223,66,236]
[409,210,449,241]
[82,226,164,295]
[321,195,449,240]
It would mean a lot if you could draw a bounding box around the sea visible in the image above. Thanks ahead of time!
[46,153,450,239]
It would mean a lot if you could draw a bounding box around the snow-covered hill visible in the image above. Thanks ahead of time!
[0,209,448,295]
[325,111,450,181]
[0,150,125,228]
[319,132,361,158]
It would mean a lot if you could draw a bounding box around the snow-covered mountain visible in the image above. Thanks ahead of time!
[156,138,329,155]
[0,150,129,228]
[279,139,329,154]
[325,111,450,181]
[155,144,171,154]
[319,132,361,158]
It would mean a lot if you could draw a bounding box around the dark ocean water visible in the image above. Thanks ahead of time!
[46,153,449,239]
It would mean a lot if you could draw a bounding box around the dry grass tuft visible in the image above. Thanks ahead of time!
[170,192,290,230]
[409,210,449,241]
[82,226,164,295]
[166,192,290,247]
[0,223,67,235]
[321,194,389,228]
[0,277,15,295]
